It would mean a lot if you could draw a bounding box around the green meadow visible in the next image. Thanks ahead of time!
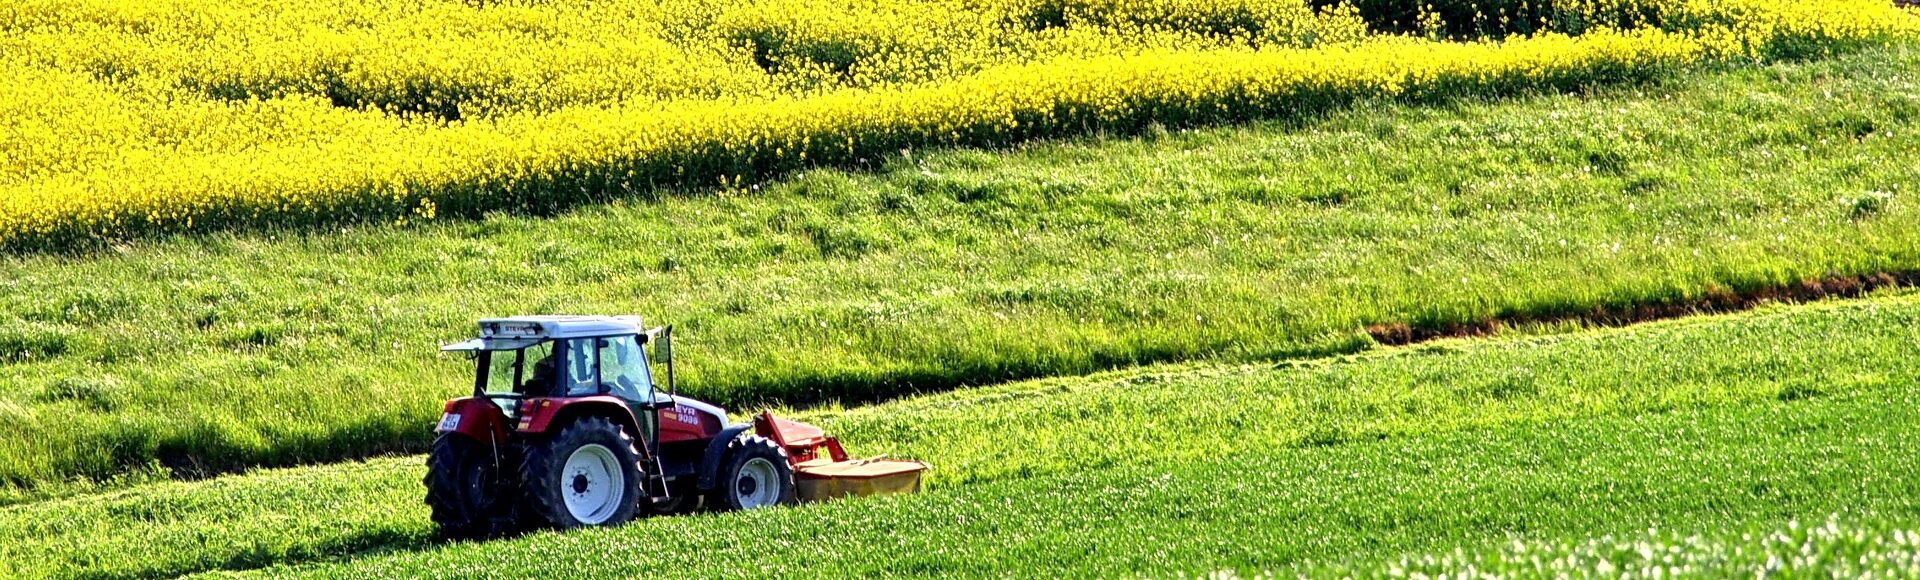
[4,45,1919,503]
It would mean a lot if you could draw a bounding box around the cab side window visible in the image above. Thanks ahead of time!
[488,341,554,396]
[599,335,654,403]
[562,338,599,396]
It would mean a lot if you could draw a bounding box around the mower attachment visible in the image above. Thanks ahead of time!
[792,457,926,500]
[753,412,927,502]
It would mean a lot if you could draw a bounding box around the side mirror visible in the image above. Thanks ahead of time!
[654,326,676,400]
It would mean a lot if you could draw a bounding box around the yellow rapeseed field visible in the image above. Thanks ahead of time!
[0,0,1913,249]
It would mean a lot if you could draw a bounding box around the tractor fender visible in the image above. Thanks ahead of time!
[695,423,755,491]
[519,396,643,441]
[436,397,509,444]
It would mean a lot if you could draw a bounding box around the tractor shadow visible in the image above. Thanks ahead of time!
[200,513,695,576]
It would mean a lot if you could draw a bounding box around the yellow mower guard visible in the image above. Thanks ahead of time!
[754,412,928,502]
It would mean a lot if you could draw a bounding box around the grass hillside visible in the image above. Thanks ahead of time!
[3,2,1916,579]
[2,290,1915,578]
[4,43,1920,502]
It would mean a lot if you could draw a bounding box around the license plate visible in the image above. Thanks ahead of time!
[437,413,461,432]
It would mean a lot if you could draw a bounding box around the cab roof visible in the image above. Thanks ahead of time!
[441,315,646,352]
[478,315,645,339]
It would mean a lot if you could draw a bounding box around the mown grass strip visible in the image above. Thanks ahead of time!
[4,291,1916,578]
[4,43,1920,499]
[1367,270,1920,344]
[804,290,1920,491]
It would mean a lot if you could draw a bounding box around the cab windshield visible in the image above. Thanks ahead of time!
[481,341,556,396]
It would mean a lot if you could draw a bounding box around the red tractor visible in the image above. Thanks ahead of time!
[425,316,925,538]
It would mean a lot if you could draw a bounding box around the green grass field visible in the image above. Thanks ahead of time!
[3,290,1915,578]
[3,6,1920,576]
[3,44,1919,503]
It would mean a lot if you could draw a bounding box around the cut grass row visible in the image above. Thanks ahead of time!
[4,44,1920,499]
[5,291,1918,578]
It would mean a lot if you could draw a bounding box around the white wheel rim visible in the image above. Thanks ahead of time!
[735,457,780,509]
[562,444,624,524]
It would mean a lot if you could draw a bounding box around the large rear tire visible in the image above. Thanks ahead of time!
[520,416,644,529]
[708,436,796,511]
[423,434,512,540]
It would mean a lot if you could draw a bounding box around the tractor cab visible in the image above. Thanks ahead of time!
[441,316,681,435]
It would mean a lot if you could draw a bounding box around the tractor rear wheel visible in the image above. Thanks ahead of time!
[520,416,644,528]
[708,435,796,511]
[423,434,512,539]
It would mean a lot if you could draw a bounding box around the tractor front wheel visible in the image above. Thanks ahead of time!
[708,435,796,511]
[520,416,644,528]
[423,434,512,540]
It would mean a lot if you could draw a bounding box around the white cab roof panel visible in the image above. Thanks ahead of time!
[475,315,646,340]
